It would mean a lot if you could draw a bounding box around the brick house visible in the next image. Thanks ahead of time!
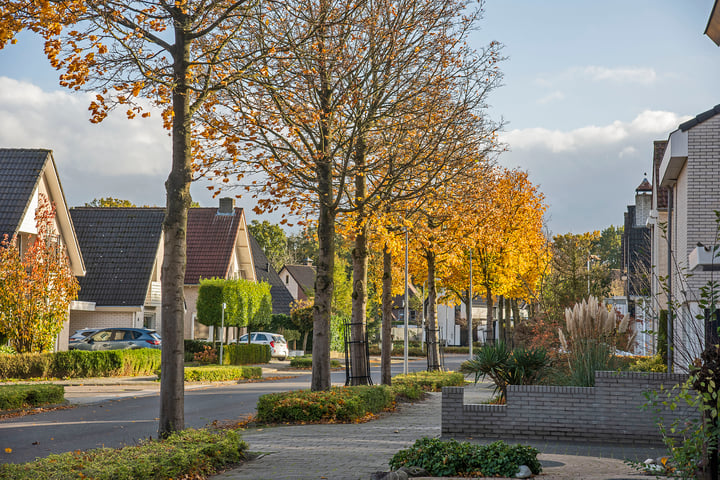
[652,104,720,368]
[0,149,86,350]
[68,208,165,333]
[184,198,257,340]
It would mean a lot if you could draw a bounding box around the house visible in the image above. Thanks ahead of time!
[68,208,165,333]
[279,262,316,301]
[0,148,86,350]
[651,104,720,369]
[184,198,256,340]
[248,234,294,315]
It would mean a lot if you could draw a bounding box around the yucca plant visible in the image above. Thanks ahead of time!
[460,342,550,401]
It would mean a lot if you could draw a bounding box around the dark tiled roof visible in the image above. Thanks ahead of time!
[283,264,316,293]
[249,234,294,315]
[70,208,164,306]
[679,104,720,132]
[0,149,49,239]
[653,140,668,209]
[185,207,243,284]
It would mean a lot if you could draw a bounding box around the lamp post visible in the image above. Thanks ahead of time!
[219,302,226,365]
[469,249,473,360]
[403,227,409,375]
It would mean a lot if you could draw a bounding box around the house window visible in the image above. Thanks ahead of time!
[286,275,289,284]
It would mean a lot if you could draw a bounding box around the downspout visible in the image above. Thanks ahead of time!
[667,186,674,372]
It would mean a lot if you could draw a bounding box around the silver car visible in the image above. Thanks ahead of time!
[238,332,289,360]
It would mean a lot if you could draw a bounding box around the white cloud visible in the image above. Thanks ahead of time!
[0,77,170,178]
[581,66,657,85]
[618,146,637,158]
[537,91,565,105]
[501,110,691,153]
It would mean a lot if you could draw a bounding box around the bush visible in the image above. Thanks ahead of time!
[0,349,161,380]
[183,365,261,382]
[628,354,667,373]
[223,343,271,365]
[0,384,65,410]
[193,345,219,364]
[368,345,424,357]
[389,437,541,477]
[184,340,215,362]
[0,428,247,480]
[289,355,341,369]
[256,385,394,423]
[391,371,465,391]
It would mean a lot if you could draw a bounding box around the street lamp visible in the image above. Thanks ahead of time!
[219,302,226,365]
[403,227,409,375]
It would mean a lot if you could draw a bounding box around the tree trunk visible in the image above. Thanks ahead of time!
[302,330,309,352]
[426,249,440,371]
[381,244,393,385]
[497,295,505,345]
[484,285,494,344]
[159,26,191,438]
[349,137,370,385]
[505,298,513,346]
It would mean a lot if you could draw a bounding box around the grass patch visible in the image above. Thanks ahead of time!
[289,355,342,369]
[390,437,542,478]
[257,385,394,423]
[0,384,64,410]
[183,365,262,382]
[0,428,247,479]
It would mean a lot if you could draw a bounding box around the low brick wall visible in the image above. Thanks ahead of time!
[442,371,696,445]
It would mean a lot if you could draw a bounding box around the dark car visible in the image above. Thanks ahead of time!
[69,328,100,343]
[69,327,161,351]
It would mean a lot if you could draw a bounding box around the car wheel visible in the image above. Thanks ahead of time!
[278,357,286,361]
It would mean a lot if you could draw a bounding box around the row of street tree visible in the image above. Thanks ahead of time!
[0,0,549,437]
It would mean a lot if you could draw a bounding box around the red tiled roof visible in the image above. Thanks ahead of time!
[185,207,243,284]
[636,178,652,192]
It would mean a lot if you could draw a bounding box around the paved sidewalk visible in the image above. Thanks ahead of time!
[214,392,664,480]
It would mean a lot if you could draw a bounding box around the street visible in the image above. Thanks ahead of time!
[0,355,470,464]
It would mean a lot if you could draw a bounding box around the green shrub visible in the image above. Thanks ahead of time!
[368,345,424,357]
[223,343,271,365]
[628,354,667,373]
[256,385,394,423]
[0,345,16,355]
[0,384,64,410]
[392,371,465,391]
[389,437,541,477]
[0,352,55,379]
[289,355,341,369]
[118,349,162,375]
[0,428,247,480]
[183,365,261,382]
[184,340,215,362]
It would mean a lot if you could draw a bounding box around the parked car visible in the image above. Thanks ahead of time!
[238,332,289,360]
[69,328,100,343]
[69,327,161,351]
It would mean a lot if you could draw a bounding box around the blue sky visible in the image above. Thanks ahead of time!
[0,0,719,234]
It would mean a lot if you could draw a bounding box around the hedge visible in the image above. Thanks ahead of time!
[223,343,271,365]
[183,365,262,382]
[392,371,465,390]
[257,385,394,423]
[289,355,342,369]
[0,384,65,410]
[0,349,161,380]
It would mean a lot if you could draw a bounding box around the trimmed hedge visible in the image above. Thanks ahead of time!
[257,385,394,423]
[289,355,342,369]
[0,428,247,480]
[392,371,465,390]
[183,365,262,382]
[184,340,215,362]
[223,343,271,365]
[368,345,425,357]
[0,349,161,380]
[0,384,65,410]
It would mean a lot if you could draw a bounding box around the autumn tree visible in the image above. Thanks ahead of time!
[84,197,136,208]
[1,0,265,436]
[0,195,79,353]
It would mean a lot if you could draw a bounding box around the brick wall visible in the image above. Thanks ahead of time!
[442,371,696,445]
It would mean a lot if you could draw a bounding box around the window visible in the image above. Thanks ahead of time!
[286,275,289,284]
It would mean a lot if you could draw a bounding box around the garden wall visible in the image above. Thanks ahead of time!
[442,371,696,445]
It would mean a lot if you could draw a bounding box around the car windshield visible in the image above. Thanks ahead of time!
[272,335,286,343]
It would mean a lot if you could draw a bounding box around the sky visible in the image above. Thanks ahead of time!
[0,0,719,235]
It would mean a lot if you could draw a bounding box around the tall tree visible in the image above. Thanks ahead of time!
[248,220,289,271]
[84,197,136,207]
[0,195,80,353]
[2,0,263,436]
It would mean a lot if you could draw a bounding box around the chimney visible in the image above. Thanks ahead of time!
[218,197,235,215]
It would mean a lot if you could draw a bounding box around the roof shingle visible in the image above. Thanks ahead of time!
[185,207,243,284]
[70,208,164,306]
[249,234,294,315]
[0,149,50,239]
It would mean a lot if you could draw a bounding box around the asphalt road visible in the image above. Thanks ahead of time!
[0,355,470,464]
